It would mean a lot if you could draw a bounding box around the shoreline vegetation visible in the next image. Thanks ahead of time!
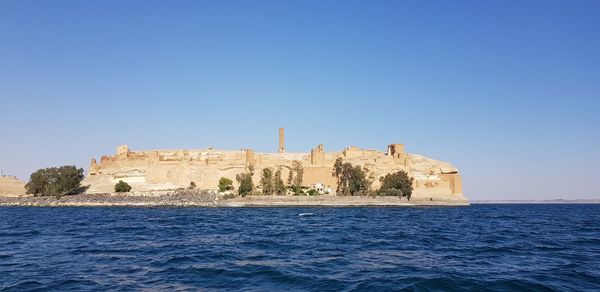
[3,160,470,207]
[0,190,469,207]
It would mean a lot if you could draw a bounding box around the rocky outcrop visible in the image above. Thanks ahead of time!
[0,176,27,197]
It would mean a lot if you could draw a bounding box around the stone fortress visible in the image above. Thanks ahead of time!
[82,129,467,203]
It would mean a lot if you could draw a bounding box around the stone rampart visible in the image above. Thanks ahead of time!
[82,142,467,204]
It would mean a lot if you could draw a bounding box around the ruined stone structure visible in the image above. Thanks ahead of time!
[278,128,285,153]
[82,129,466,203]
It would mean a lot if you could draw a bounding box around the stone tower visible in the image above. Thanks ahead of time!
[278,128,285,153]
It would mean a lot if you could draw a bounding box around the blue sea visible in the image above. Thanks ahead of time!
[0,205,599,291]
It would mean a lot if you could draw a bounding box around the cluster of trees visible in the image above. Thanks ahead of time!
[332,158,372,196]
[332,158,414,199]
[287,161,303,188]
[222,160,305,196]
[222,158,413,198]
[24,160,413,199]
[286,161,305,196]
[259,167,286,196]
[25,166,85,196]
[378,170,414,200]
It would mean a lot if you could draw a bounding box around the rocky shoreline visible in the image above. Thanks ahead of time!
[472,199,600,204]
[223,195,469,207]
[0,191,469,207]
[0,190,220,207]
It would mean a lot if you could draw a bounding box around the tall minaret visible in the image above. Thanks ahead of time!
[278,128,285,153]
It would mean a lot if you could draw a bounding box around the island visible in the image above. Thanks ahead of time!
[0,128,468,206]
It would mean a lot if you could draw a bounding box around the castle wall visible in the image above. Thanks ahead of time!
[83,143,464,200]
[387,143,405,158]
[310,144,325,165]
[303,166,336,189]
[440,173,462,194]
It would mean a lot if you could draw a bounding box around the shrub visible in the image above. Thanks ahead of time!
[236,167,254,197]
[378,170,414,200]
[290,185,305,196]
[25,165,84,196]
[114,180,132,193]
[188,181,197,189]
[307,189,319,196]
[222,193,237,200]
[218,177,234,192]
[237,176,253,196]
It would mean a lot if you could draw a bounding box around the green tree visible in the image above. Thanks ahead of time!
[378,170,414,200]
[333,157,343,190]
[348,165,370,196]
[273,168,286,196]
[25,165,84,196]
[286,168,294,185]
[291,161,303,187]
[364,167,376,194]
[114,180,132,193]
[260,168,274,195]
[290,185,305,196]
[218,177,234,192]
[307,189,319,196]
[331,159,371,196]
[236,166,254,197]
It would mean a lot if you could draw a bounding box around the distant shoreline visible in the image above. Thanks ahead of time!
[472,199,600,204]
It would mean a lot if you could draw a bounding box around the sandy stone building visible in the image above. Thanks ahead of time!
[82,129,466,202]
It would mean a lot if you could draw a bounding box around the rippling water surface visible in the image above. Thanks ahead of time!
[1,205,599,291]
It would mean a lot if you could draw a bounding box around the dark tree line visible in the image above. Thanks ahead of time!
[378,170,414,200]
[260,167,286,195]
[332,158,414,199]
[332,158,372,196]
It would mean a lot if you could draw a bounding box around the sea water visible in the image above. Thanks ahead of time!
[0,205,599,291]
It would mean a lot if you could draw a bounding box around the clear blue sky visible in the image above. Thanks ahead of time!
[1,0,599,200]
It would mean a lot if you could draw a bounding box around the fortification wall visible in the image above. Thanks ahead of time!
[82,143,465,202]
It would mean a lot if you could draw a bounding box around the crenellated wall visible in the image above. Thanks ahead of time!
[82,143,466,202]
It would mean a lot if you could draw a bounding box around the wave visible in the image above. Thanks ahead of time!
[0,205,598,290]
